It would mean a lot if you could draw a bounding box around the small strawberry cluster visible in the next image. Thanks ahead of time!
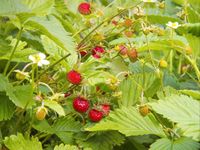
[66,70,110,122]
[73,96,110,122]
[79,45,106,59]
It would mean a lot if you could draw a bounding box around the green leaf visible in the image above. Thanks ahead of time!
[32,120,54,134]
[3,133,42,150]
[149,95,200,141]
[25,15,76,55]
[138,40,185,52]
[185,34,200,57]
[107,57,129,75]
[149,137,200,150]
[147,15,182,24]
[52,116,82,144]
[0,94,15,121]
[44,100,65,116]
[118,77,142,107]
[179,90,200,100]
[187,6,200,23]
[0,74,34,109]
[0,74,11,91]
[52,116,82,133]
[0,0,54,16]
[86,107,166,137]
[56,132,74,144]
[178,23,200,36]
[118,72,159,107]
[54,144,79,150]
[12,85,34,108]
[76,131,125,150]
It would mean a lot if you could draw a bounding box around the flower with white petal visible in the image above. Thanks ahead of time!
[29,53,50,67]
[166,21,181,29]
[142,0,157,3]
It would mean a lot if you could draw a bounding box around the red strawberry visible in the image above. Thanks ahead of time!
[78,2,91,15]
[124,30,133,38]
[92,46,105,59]
[66,70,82,85]
[112,20,118,26]
[80,50,87,57]
[119,45,128,55]
[101,104,110,116]
[73,97,90,113]
[88,109,103,122]
[124,18,132,28]
[128,48,138,62]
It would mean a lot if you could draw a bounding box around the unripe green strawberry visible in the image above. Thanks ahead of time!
[139,105,150,117]
[36,106,48,120]
[185,46,192,55]
[159,59,168,68]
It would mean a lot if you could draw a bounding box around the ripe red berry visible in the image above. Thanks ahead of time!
[78,2,91,15]
[73,97,90,113]
[124,19,132,28]
[66,70,82,85]
[88,109,103,122]
[119,45,128,56]
[80,50,87,57]
[101,104,110,116]
[128,48,138,62]
[92,46,105,59]
[112,20,118,26]
[124,30,133,38]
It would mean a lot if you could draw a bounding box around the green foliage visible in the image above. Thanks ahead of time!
[86,107,166,137]
[44,100,65,116]
[0,94,15,121]
[3,133,42,150]
[76,131,125,150]
[149,137,200,150]
[0,0,54,16]
[0,0,199,149]
[25,15,76,55]
[179,90,200,100]
[149,95,200,141]
[117,71,160,106]
[54,144,79,150]
[0,74,34,109]
[147,15,182,24]
[12,84,34,108]
[33,116,82,144]
[179,23,200,36]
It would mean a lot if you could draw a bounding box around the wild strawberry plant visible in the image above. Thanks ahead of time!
[0,0,200,150]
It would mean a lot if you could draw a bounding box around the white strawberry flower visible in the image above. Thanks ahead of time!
[28,53,50,67]
[142,0,157,3]
[166,21,181,29]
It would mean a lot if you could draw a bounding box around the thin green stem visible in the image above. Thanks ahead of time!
[79,1,142,46]
[184,55,200,81]
[169,50,173,73]
[3,27,23,75]
[6,62,19,78]
[38,53,71,79]
[145,35,156,69]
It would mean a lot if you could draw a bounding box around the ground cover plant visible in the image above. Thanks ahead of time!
[0,0,200,149]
